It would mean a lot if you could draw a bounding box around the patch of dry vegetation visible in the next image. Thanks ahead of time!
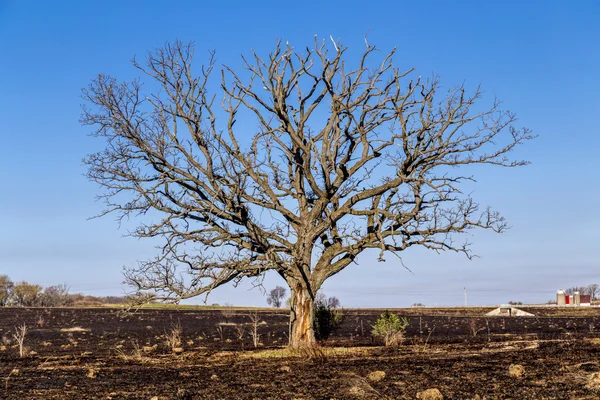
[239,346,376,360]
[59,327,90,333]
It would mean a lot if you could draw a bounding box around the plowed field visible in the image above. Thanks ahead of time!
[2,307,600,399]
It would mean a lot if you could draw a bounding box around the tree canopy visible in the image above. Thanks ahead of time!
[82,38,532,346]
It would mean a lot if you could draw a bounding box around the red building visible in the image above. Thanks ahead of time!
[564,294,591,305]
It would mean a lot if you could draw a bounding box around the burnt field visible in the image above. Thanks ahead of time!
[2,307,600,399]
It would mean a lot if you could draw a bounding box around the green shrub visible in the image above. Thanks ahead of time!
[372,310,409,346]
[313,295,343,340]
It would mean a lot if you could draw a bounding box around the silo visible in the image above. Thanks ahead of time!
[557,290,566,305]
[575,291,581,306]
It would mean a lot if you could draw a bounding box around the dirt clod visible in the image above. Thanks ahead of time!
[367,370,386,382]
[349,386,366,396]
[416,388,443,399]
[586,372,600,390]
[509,364,525,378]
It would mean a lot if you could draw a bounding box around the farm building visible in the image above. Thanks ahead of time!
[486,306,535,317]
[556,290,591,306]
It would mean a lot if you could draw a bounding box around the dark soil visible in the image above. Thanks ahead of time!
[2,307,600,399]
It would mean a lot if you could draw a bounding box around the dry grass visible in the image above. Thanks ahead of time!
[59,327,90,333]
[584,337,600,345]
[4,368,20,391]
[164,322,183,352]
[344,371,394,400]
[239,346,375,360]
[115,340,144,361]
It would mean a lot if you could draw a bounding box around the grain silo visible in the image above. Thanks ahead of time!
[557,289,566,305]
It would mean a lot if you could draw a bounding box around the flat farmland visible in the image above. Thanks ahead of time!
[2,307,600,399]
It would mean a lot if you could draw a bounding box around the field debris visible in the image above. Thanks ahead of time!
[586,372,600,390]
[509,364,526,378]
[59,327,90,333]
[367,370,386,382]
[416,388,443,399]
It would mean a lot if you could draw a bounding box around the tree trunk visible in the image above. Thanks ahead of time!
[289,284,316,347]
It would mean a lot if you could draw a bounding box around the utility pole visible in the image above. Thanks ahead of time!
[464,287,468,307]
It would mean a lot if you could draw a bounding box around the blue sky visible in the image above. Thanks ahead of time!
[1,0,598,307]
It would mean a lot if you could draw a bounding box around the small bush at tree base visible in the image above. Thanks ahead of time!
[313,294,343,341]
[372,310,409,346]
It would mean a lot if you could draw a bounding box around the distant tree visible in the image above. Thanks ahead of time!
[12,282,43,307]
[508,301,523,305]
[326,296,341,309]
[586,284,599,300]
[314,292,341,309]
[565,286,588,296]
[39,284,70,307]
[266,286,287,308]
[564,284,599,300]
[98,296,129,305]
[0,275,14,306]
[412,303,425,307]
[82,39,532,347]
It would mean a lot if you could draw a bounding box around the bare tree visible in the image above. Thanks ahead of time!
[565,286,588,296]
[234,324,246,350]
[315,292,341,309]
[266,286,287,308]
[587,284,599,301]
[39,284,70,307]
[565,285,599,300]
[82,38,532,347]
[12,323,28,358]
[248,311,262,348]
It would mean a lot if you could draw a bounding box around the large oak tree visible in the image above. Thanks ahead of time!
[82,38,532,347]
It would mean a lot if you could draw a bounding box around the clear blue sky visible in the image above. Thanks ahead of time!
[1,0,598,307]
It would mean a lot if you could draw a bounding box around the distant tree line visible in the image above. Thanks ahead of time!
[564,284,599,300]
[545,284,600,304]
[0,275,127,307]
